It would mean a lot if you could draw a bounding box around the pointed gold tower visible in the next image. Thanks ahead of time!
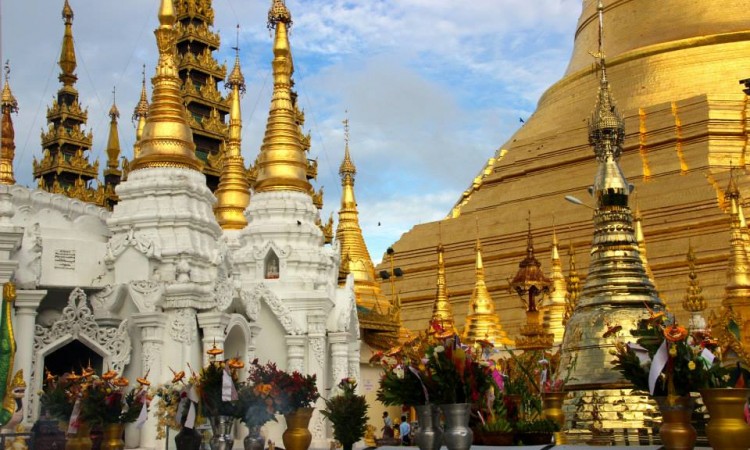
[510,218,553,351]
[682,243,708,332]
[103,89,122,209]
[429,235,456,336]
[558,1,664,432]
[544,226,567,345]
[0,62,18,186]
[34,0,104,205]
[132,65,150,160]
[634,205,658,289]
[462,236,512,346]
[253,0,311,194]
[129,0,202,173]
[563,243,580,326]
[214,49,250,230]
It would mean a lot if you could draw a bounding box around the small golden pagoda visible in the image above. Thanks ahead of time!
[462,235,513,346]
[335,119,400,349]
[213,49,250,230]
[132,66,150,162]
[558,1,664,433]
[510,218,554,351]
[173,0,229,190]
[0,61,18,186]
[563,244,580,326]
[428,238,457,336]
[33,0,105,206]
[544,227,567,345]
[102,89,122,210]
[712,174,750,365]
[682,243,707,332]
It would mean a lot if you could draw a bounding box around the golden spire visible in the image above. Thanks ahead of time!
[132,65,149,159]
[214,37,250,230]
[253,0,311,194]
[129,0,202,172]
[335,118,388,313]
[59,0,77,87]
[429,225,456,335]
[563,243,580,326]
[105,87,121,171]
[0,61,18,185]
[634,204,658,289]
[722,172,750,310]
[545,224,567,345]
[463,230,512,346]
[682,242,708,332]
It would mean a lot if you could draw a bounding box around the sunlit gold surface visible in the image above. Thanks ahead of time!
[214,54,250,230]
[462,238,512,346]
[429,243,456,335]
[699,388,750,450]
[0,63,18,185]
[132,68,149,161]
[563,244,580,326]
[545,229,567,345]
[634,205,658,290]
[253,1,312,194]
[102,96,122,209]
[682,243,707,330]
[130,0,202,173]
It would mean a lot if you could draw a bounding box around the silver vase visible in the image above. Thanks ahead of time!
[414,404,443,450]
[209,416,236,450]
[243,426,265,450]
[440,403,473,450]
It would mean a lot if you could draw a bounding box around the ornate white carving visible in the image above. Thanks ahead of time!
[309,337,325,373]
[15,223,42,289]
[128,280,163,313]
[141,341,160,374]
[251,241,290,261]
[105,226,161,264]
[249,284,303,335]
[239,289,260,322]
[90,284,124,313]
[169,309,197,344]
[214,279,234,311]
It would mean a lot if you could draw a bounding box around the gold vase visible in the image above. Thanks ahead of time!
[655,396,696,450]
[100,423,125,450]
[700,388,750,450]
[542,391,567,444]
[282,407,314,450]
[65,422,93,450]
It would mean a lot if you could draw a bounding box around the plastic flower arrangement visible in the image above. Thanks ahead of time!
[609,307,729,397]
[246,359,319,415]
[321,378,369,450]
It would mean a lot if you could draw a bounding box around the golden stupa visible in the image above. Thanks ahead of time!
[379,0,750,352]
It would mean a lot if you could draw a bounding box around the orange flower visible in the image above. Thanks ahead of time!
[664,324,688,342]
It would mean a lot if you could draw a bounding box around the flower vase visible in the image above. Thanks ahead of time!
[439,403,473,450]
[655,396,697,450]
[414,404,443,450]
[282,408,314,450]
[243,426,265,450]
[700,388,750,450]
[65,422,93,450]
[100,423,125,450]
[175,426,203,450]
[210,416,236,450]
[542,391,567,444]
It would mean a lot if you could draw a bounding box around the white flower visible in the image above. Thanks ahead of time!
[394,366,405,379]
[434,346,445,353]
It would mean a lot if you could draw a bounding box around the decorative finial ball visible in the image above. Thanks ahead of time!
[268,0,292,29]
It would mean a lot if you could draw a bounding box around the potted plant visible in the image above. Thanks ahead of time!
[196,350,245,450]
[514,418,559,445]
[154,369,203,450]
[321,378,369,450]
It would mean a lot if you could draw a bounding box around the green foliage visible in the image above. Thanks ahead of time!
[40,380,73,421]
[81,384,144,426]
[321,379,369,447]
[481,415,512,433]
[515,418,560,433]
[198,363,242,418]
[376,367,428,407]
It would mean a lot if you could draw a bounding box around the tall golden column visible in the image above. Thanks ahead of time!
[713,175,750,364]
[429,240,456,336]
[563,244,580,326]
[132,65,149,160]
[544,226,567,345]
[0,62,18,186]
[558,1,664,431]
[129,0,202,173]
[252,0,311,194]
[462,236,513,346]
[682,243,707,332]
[214,49,250,230]
[103,89,122,209]
[634,205,657,289]
[510,219,553,351]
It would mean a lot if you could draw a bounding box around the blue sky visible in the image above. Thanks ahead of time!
[2,0,580,262]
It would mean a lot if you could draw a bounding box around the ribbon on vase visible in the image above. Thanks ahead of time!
[407,366,429,404]
[135,388,149,429]
[627,343,651,366]
[222,366,238,401]
[67,397,82,434]
[185,384,199,428]
[648,340,669,395]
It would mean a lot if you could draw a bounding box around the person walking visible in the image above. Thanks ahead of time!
[399,415,411,446]
[382,411,394,438]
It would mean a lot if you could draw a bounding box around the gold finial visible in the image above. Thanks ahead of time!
[546,220,568,344]
[430,223,455,335]
[682,242,706,313]
[214,43,250,230]
[254,0,310,193]
[58,0,77,86]
[132,65,149,160]
[130,0,202,172]
[105,87,121,171]
[339,115,356,177]
[1,61,18,186]
[109,87,119,120]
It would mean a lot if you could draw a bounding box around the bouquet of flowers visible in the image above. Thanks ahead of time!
[321,378,369,450]
[374,342,433,407]
[153,369,200,439]
[79,370,147,426]
[425,335,495,405]
[246,360,319,415]
[40,370,76,421]
[197,353,245,418]
[610,308,728,396]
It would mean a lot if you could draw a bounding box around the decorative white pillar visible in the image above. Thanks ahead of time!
[285,335,306,373]
[132,312,167,450]
[14,289,46,426]
[348,339,361,382]
[329,332,350,385]
[197,311,230,364]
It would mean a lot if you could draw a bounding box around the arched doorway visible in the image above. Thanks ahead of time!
[44,339,103,376]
